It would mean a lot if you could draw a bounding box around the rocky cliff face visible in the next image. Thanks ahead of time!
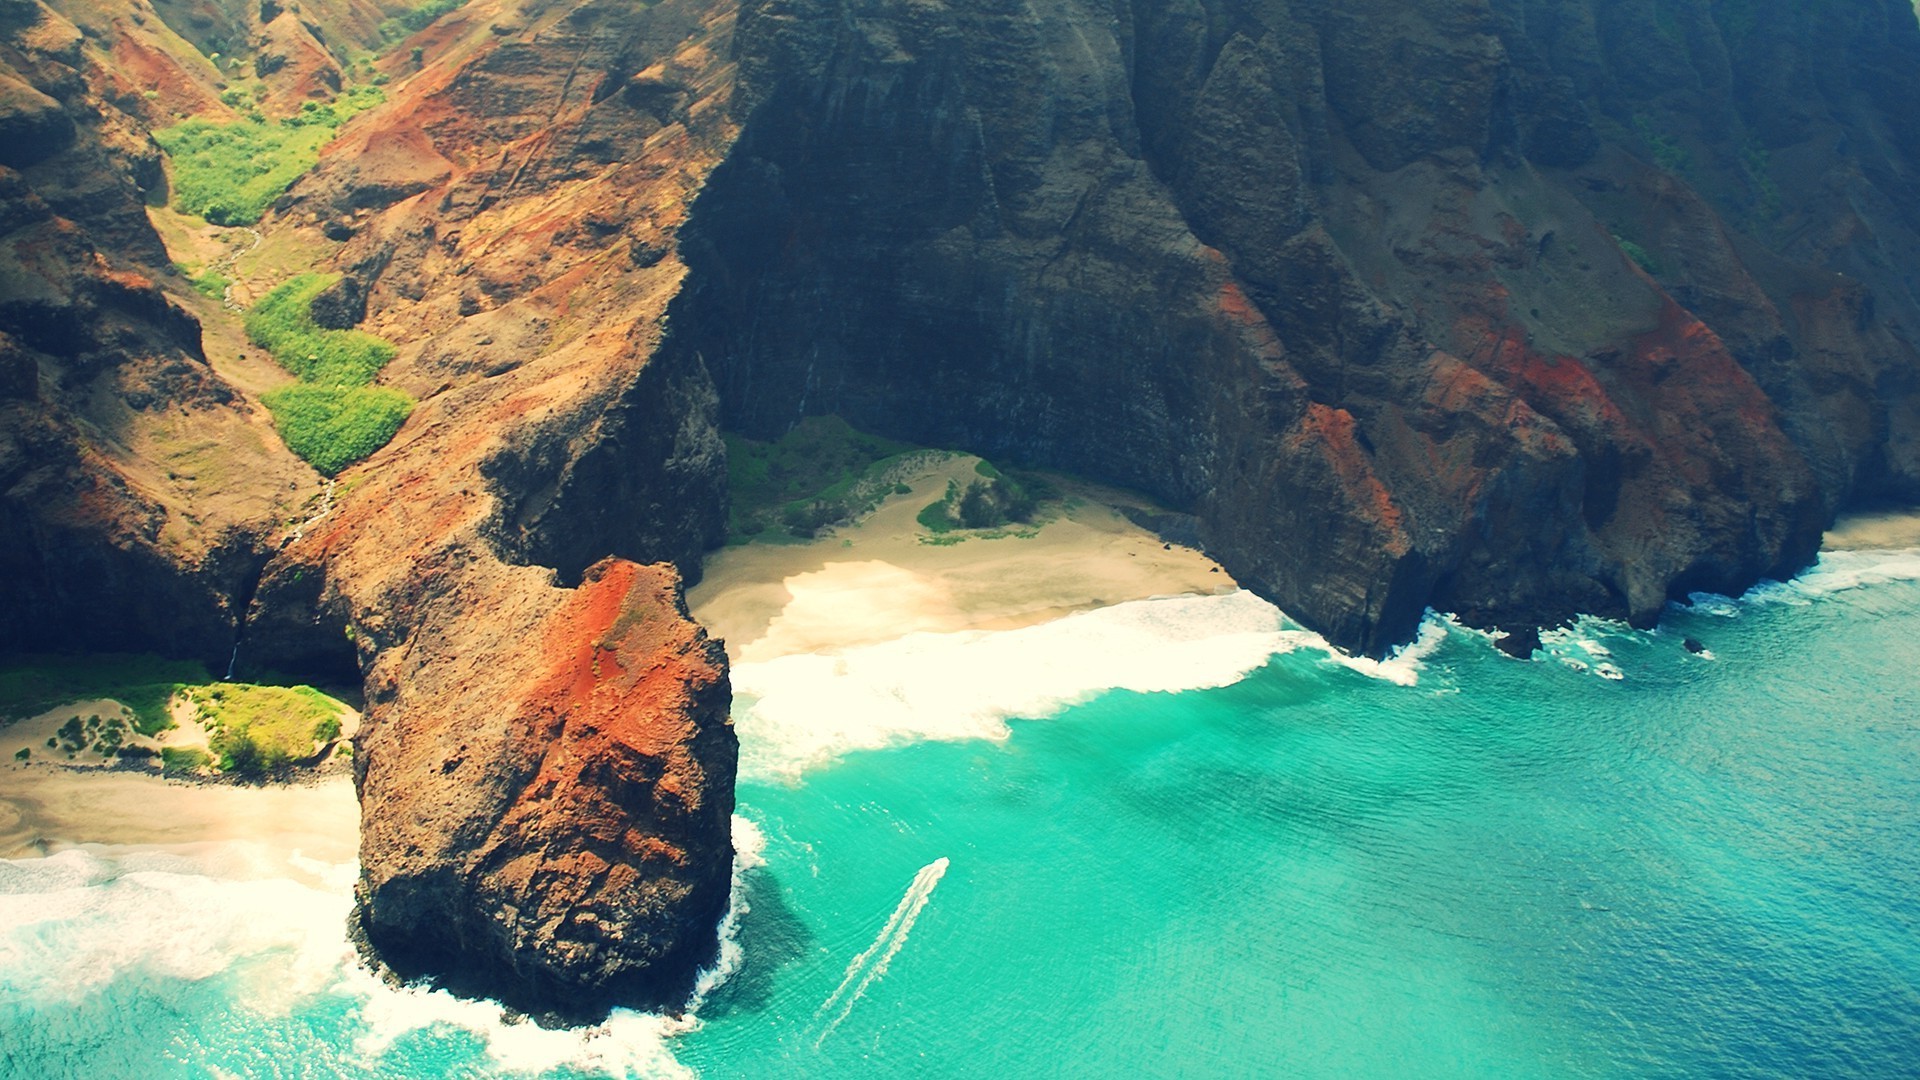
[0,0,317,660]
[3,0,743,1020]
[8,0,1920,1026]
[248,0,742,1018]
[670,0,1920,653]
[349,558,735,1020]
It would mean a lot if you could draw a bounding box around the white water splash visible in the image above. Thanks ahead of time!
[815,857,950,1046]
[1,815,772,1080]
[352,813,768,1076]
[733,590,1440,779]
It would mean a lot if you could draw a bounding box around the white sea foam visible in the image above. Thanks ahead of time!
[346,968,697,1078]
[1541,621,1635,681]
[1759,547,1920,600]
[732,589,1439,779]
[1682,547,1920,616]
[690,816,767,1009]
[0,815,772,1080]
[0,843,356,1010]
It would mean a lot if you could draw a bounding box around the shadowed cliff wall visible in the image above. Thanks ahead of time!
[669,0,1920,654]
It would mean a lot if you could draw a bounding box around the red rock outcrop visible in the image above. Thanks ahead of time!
[240,0,742,1018]
[348,557,735,1020]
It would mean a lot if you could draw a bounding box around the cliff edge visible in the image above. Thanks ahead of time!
[670,0,1920,654]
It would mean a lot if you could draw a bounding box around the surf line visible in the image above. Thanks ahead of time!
[815,856,950,1046]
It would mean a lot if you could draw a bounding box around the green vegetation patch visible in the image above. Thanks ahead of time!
[248,273,414,475]
[725,416,926,542]
[1613,235,1663,277]
[153,86,384,226]
[188,683,345,776]
[917,479,961,534]
[246,274,397,385]
[176,263,230,299]
[1632,114,1691,177]
[379,0,468,44]
[0,653,208,735]
[161,746,213,775]
[918,468,1043,533]
[261,385,415,476]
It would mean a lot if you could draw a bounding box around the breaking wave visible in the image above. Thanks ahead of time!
[0,817,769,1079]
[730,590,1444,780]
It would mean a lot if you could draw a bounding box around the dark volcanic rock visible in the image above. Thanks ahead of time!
[0,71,73,168]
[0,18,311,663]
[352,559,737,1022]
[1496,627,1543,660]
[307,273,366,329]
[667,0,1918,655]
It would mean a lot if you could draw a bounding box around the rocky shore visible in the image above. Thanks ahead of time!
[3,0,1918,1024]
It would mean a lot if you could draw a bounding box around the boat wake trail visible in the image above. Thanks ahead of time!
[815,857,950,1046]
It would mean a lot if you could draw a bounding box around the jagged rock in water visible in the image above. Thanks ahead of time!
[351,560,737,1021]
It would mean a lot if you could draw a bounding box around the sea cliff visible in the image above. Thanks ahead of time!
[2,0,1917,1018]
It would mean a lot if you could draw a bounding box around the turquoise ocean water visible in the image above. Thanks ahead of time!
[4,547,1918,1078]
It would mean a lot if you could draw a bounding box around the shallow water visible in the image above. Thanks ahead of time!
[4,550,1918,1078]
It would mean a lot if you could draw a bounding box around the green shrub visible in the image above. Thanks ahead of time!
[161,746,213,775]
[920,470,1036,532]
[1613,235,1664,277]
[152,87,384,226]
[262,384,415,475]
[13,747,27,762]
[379,0,468,44]
[725,416,924,541]
[245,274,397,386]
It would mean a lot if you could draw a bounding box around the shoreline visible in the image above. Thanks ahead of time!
[8,493,1911,863]
[0,761,357,861]
[688,455,1236,664]
[1822,508,1920,551]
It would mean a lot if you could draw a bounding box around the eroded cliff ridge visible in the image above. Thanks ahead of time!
[672,0,1920,653]
[4,0,1919,1023]
[3,0,743,1020]
[253,0,743,1018]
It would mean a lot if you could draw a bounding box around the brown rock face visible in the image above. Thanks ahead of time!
[668,0,1920,654]
[352,558,736,1021]
[242,0,742,1018]
[0,0,317,660]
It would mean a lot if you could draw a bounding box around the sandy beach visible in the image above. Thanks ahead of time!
[0,764,357,860]
[1822,508,1920,551]
[0,696,359,860]
[688,454,1236,663]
